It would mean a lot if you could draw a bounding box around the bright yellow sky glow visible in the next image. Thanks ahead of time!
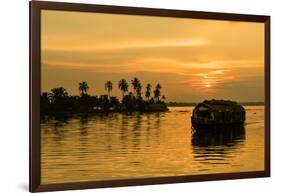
[41,10,264,102]
[205,84,211,88]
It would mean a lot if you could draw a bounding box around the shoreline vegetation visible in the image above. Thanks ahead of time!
[41,77,264,117]
[41,78,168,116]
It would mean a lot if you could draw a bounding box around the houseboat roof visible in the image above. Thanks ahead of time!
[196,99,245,112]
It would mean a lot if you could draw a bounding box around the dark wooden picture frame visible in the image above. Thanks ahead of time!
[30,1,270,192]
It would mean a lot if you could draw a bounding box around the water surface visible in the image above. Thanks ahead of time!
[41,106,264,184]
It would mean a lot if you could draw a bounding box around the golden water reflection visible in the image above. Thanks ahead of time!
[41,106,264,184]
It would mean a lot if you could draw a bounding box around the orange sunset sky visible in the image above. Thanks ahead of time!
[41,10,264,102]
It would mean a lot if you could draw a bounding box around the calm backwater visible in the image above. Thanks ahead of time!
[41,106,264,184]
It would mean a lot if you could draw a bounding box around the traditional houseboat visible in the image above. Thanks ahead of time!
[191,99,245,130]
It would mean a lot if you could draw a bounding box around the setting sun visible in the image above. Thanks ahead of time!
[205,84,211,88]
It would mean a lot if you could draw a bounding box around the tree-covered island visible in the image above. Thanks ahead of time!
[41,77,168,115]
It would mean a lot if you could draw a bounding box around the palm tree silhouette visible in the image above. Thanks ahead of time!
[49,87,68,111]
[105,81,113,97]
[131,77,141,97]
[145,83,152,100]
[136,83,142,99]
[79,81,89,95]
[118,79,128,97]
[41,78,168,114]
[50,87,68,101]
[154,83,162,101]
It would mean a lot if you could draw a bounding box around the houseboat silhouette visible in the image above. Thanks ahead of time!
[191,99,245,130]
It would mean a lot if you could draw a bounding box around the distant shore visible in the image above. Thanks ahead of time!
[167,102,264,107]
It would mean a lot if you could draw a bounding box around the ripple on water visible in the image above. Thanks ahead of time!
[41,106,265,184]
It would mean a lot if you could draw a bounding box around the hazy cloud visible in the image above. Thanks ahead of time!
[41,10,264,102]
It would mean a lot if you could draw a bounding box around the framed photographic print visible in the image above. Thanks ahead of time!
[30,1,270,192]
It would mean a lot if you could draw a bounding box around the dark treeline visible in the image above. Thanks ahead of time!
[167,101,265,107]
[41,77,168,115]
